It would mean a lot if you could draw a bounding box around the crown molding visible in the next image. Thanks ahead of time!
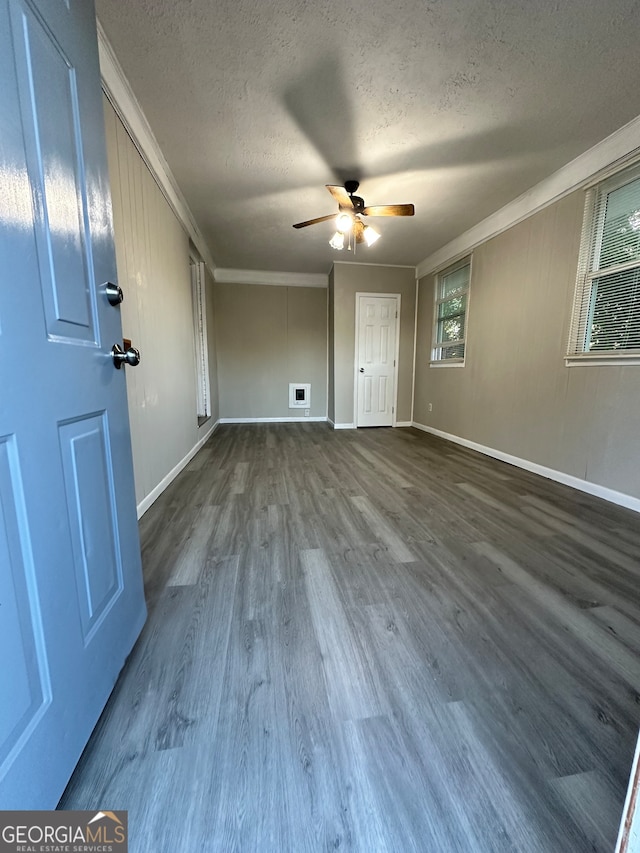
[96,21,217,275]
[416,113,640,279]
[332,260,416,270]
[213,268,328,288]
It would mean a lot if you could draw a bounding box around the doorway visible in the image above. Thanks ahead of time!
[354,293,400,427]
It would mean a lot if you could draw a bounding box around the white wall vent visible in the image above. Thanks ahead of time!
[289,383,311,408]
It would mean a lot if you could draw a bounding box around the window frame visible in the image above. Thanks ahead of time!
[190,259,212,423]
[567,161,640,367]
[430,255,472,367]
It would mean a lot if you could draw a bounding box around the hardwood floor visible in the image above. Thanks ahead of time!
[60,424,640,852]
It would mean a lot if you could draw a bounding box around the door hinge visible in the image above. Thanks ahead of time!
[392,407,395,413]
[394,359,396,366]
[395,310,398,318]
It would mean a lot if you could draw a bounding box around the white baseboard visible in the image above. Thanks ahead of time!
[136,420,220,518]
[412,422,640,514]
[332,422,356,430]
[218,416,327,424]
[395,421,412,428]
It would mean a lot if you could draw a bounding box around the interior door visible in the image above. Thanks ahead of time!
[356,295,399,427]
[0,0,146,807]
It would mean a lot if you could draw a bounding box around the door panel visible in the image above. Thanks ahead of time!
[58,414,123,643]
[0,437,51,772]
[356,295,398,427]
[12,0,97,341]
[0,0,146,807]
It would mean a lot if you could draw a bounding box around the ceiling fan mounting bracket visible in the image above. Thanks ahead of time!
[341,196,365,213]
[344,179,360,195]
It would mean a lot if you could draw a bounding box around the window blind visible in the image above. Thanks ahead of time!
[432,259,470,362]
[569,163,640,356]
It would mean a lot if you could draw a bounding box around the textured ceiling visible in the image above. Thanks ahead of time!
[96,0,640,275]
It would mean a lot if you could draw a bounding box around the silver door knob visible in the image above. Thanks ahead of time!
[105,281,124,306]
[111,343,140,369]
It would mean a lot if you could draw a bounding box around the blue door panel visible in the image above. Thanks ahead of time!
[59,414,123,642]
[11,0,96,341]
[0,436,50,777]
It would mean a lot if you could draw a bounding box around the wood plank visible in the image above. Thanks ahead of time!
[61,424,640,852]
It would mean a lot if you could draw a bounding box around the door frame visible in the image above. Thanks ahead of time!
[353,292,401,428]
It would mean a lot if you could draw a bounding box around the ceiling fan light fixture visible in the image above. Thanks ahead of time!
[329,230,345,250]
[336,212,353,233]
[363,225,381,246]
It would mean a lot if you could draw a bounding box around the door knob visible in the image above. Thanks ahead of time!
[105,281,124,306]
[359,367,364,373]
[111,343,140,369]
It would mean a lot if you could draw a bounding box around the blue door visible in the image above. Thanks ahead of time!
[0,0,146,807]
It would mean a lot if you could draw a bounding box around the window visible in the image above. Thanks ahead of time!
[568,162,640,362]
[190,260,211,424]
[431,257,471,364]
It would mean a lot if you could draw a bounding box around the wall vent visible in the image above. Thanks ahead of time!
[289,383,311,408]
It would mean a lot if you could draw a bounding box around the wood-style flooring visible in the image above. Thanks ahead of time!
[60,424,640,852]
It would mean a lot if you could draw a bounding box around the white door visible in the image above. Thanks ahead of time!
[0,0,146,807]
[356,295,399,427]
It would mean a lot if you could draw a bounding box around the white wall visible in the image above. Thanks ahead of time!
[103,96,218,513]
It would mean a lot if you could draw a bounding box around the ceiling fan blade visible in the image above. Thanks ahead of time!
[354,219,365,244]
[293,213,337,229]
[362,204,415,217]
[326,185,354,209]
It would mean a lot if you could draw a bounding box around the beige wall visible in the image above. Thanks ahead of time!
[414,190,640,500]
[213,283,327,419]
[104,97,218,510]
[331,263,416,426]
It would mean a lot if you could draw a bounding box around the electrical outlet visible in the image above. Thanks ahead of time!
[304,409,310,417]
[428,403,433,412]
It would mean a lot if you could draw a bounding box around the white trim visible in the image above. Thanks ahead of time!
[218,417,328,424]
[96,22,217,276]
[354,293,401,427]
[410,276,419,423]
[333,260,416,270]
[412,422,640,514]
[213,268,328,288]
[395,421,412,428]
[332,422,356,430]
[416,113,640,279]
[136,420,219,518]
[431,256,471,365]
[566,355,640,367]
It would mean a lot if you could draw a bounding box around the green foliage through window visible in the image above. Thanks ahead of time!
[432,260,470,362]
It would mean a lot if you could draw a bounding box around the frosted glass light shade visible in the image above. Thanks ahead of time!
[329,231,344,250]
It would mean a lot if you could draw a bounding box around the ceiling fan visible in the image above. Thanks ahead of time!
[293,180,415,249]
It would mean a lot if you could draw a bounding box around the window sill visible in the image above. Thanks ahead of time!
[565,353,640,367]
[430,360,465,368]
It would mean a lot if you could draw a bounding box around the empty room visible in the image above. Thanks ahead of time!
[2,1,640,851]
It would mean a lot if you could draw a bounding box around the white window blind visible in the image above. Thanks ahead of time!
[568,162,640,359]
[190,261,211,418]
[432,258,471,363]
